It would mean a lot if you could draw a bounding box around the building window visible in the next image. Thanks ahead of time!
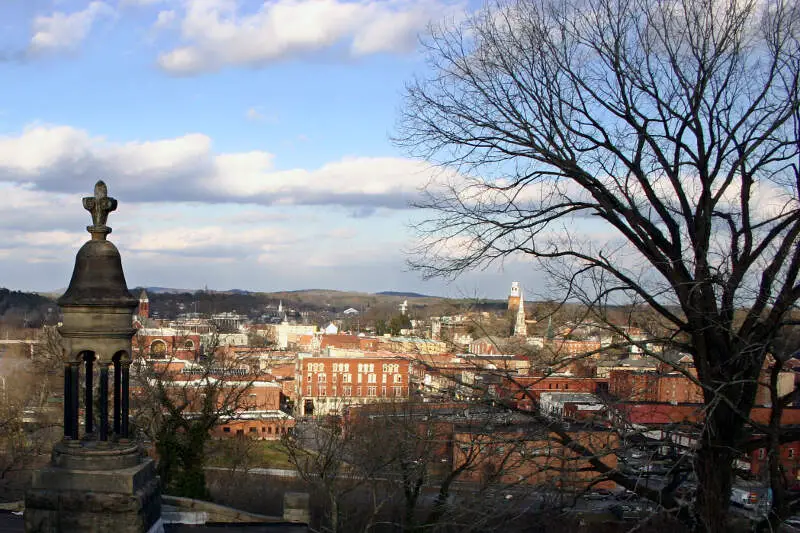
[394,375,402,383]
[382,374,388,383]
[320,386,327,396]
[381,386,386,396]
[184,340,195,350]
[150,340,167,356]
[307,374,312,382]
[343,386,352,396]
[262,427,267,433]
[565,383,569,390]
[342,374,352,383]
[368,374,377,383]
[790,449,796,459]
[332,374,338,383]
[358,373,363,383]
[318,374,326,382]
[332,386,337,396]
[368,386,377,397]
[759,449,766,459]
[394,386,403,397]
[223,427,231,433]
[249,427,257,433]
[356,386,362,396]
[306,386,312,396]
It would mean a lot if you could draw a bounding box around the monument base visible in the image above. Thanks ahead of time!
[24,441,161,533]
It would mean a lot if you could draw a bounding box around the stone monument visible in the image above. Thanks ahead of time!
[25,181,162,533]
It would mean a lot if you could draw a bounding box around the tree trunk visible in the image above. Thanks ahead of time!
[693,443,735,533]
[690,336,761,533]
[692,385,748,533]
[328,487,339,533]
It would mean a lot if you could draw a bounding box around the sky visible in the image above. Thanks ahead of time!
[0,0,541,299]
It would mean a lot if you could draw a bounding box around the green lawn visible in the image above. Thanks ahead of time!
[206,439,295,470]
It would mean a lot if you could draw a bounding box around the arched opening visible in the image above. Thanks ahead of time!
[150,340,167,357]
[112,351,130,438]
[183,340,195,351]
[82,352,96,435]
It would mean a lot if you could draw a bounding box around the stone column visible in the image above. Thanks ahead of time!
[63,363,73,440]
[114,358,121,436]
[99,363,110,441]
[69,361,80,440]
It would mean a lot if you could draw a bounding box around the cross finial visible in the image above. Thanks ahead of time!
[82,180,118,240]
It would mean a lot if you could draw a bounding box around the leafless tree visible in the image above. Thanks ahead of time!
[397,0,800,530]
[280,407,377,533]
[132,336,263,499]
[0,330,62,500]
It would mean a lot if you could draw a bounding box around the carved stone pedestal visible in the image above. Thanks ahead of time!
[24,441,162,533]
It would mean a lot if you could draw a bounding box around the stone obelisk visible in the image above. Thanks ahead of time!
[25,181,162,533]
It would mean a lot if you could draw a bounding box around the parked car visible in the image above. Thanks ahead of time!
[610,502,657,521]
[782,516,800,532]
[615,490,638,501]
[585,489,613,500]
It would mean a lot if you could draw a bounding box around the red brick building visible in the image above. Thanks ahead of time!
[453,427,618,490]
[502,376,603,410]
[135,358,295,441]
[209,378,294,440]
[134,328,201,361]
[609,369,661,402]
[297,355,411,416]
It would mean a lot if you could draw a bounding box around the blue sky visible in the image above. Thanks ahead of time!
[0,0,543,299]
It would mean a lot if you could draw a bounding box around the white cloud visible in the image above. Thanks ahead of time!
[154,10,177,29]
[122,0,170,5]
[0,124,437,209]
[245,107,268,122]
[29,1,114,54]
[156,0,462,74]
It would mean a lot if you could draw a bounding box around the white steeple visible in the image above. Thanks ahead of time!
[513,285,527,337]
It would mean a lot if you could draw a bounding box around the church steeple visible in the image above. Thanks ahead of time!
[513,284,527,337]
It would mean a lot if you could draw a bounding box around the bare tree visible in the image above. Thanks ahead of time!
[0,332,61,501]
[280,410,376,533]
[132,337,263,499]
[397,0,800,530]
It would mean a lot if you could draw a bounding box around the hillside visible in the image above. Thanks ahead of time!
[0,288,57,328]
[0,286,513,325]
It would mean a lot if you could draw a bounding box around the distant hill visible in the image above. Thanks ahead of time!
[143,287,195,294]
[376,291,430,298]
[0,288,57,328]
